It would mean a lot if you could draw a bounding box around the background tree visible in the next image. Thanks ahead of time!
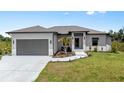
[118,28,124,41]
[0,34,11,55]
[108,27,124,42]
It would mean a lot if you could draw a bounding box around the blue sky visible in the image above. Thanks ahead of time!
[0,11,124,36]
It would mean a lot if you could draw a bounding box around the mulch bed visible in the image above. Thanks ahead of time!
[53,51,75,58]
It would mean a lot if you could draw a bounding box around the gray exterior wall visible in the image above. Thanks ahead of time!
[106,35,111,45]
[106,35,112,51]
[86,34,106,46]
[86,34,111,51]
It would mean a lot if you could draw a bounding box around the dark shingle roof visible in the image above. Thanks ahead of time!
[7,25,107,34]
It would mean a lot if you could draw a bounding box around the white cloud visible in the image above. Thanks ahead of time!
[63,12,69,15]
[85,11,107,15]
[98,11,107,14]
[86,11,95,15]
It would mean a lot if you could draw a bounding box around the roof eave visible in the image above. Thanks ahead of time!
[87,33,108,35]
[6,31,55,34]
[6,30,89,34]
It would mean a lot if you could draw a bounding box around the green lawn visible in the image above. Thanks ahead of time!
[35,52,124,82]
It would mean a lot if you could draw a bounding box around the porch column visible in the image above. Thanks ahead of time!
[83,32,86,51]
[71,32,75,51]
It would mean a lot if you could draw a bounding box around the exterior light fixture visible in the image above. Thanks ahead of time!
[13,40,14,44]
[72,36,74,39]
[50,40,52,44]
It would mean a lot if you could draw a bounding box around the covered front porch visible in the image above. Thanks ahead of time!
[57,32,86,53]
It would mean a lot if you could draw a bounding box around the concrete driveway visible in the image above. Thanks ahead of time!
[0,56,51,82]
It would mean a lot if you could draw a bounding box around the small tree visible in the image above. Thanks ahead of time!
[59,37,71,53]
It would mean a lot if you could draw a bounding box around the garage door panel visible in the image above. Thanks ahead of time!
[16,39,48,55]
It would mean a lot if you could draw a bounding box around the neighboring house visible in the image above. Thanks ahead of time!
[7,25,111,56]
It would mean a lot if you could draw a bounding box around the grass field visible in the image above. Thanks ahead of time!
[35,52,124,82]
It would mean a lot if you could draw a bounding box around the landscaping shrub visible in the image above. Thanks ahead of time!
[66,46,72,52]
[86,51,92,57]
[93,47,97,52]
[111,41,118,53]
[0,41,11,55]
[118,43,124,52]
[112,41,124,52]
[89,46,92,51]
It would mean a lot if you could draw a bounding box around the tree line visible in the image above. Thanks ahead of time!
[108,27,124,42]
[0,35,11,41]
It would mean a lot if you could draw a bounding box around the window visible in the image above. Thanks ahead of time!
[92,38,99,46]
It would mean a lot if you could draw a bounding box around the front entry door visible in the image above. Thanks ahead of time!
[75,38,79,48]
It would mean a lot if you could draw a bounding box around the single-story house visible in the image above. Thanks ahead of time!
[7,25,111,56]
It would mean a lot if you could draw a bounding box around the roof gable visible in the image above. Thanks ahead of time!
[7,25,48,33]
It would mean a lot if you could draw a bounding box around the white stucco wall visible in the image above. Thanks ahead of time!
[86,46,111,51]
[53,33,58,54]
[10,33,53,56]
[71,33,75,51]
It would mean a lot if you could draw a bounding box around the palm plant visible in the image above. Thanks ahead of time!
[59,37,71,53]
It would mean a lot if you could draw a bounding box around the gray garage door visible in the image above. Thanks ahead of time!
[16,39,48,55]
